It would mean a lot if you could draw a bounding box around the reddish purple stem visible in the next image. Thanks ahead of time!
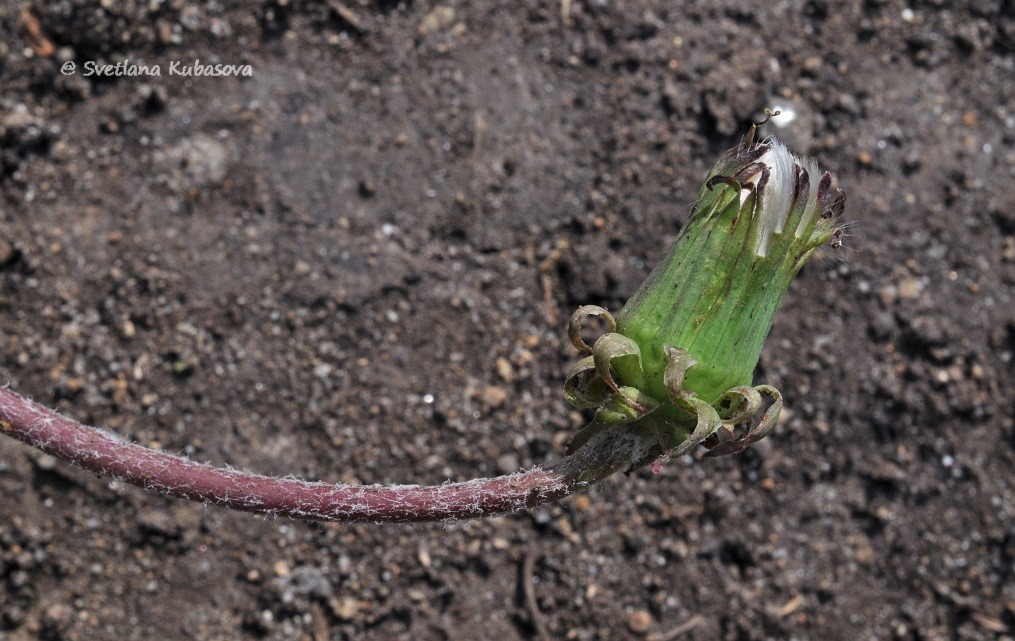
[0,387,636,523]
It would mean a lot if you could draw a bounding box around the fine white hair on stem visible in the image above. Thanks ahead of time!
[0,386,654,523]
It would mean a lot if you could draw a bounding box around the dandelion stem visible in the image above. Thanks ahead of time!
[0,386,646,523]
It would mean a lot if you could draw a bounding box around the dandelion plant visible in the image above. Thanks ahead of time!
[0,117,845,523]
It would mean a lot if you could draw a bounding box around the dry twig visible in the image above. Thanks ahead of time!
[646,614,703,641]
[520,550,549,641]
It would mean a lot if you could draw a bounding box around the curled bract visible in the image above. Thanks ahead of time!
[565,308,783,470]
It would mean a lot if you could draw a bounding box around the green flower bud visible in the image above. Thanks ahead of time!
[617,135,845,403]
[565,121,845,463]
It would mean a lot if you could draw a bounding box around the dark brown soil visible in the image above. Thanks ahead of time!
[2,2,1014,640]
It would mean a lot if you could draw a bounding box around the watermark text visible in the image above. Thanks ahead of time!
[60,59,253,78]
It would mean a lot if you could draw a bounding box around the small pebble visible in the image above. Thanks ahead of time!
[419,6,455,34]
[331,597,360,621]
[572,494,591,511]
[627,610,653,635]
[496,453,519,474]
[495,357,514,382]
[898,277,923,300]
[480,386,509,409]
[0,239,16,263]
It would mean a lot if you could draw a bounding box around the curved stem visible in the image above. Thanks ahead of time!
[0,386,646,523]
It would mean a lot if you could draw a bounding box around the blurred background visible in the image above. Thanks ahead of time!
[1,1,1013,639]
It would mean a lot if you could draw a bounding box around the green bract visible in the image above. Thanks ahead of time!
[565,122,845,467]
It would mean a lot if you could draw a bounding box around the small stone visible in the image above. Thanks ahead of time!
[572,494,591,511]
[496,453,519,474]
[853,538,875,565]
[407,588,427,602]
[44,603,73,625]
[35,454,58,470]
[553,517,574,538]
[1001,236,1015,262]
[869,310,897,341]
[0,239,16,264]
[3,104,35,129]
[626,610,653,635]
[286,565,333,600]
[495,357,514,382]
[169,135,228,187]
[480,386,508,409]
[419,6,455,34]
[273,560,290,577]
[802,56,822,73]
[64,378,85,392]
[874,506,894,522]
[331,597,360,621]
[137,509,181,537]
[898,277,924,300]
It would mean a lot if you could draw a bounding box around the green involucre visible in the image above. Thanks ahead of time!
[563,132,844,465]
[617,140,843,402]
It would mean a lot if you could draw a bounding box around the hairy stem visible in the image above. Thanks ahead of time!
[0,386,650,523]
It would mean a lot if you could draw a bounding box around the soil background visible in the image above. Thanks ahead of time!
[2,1,1014,640]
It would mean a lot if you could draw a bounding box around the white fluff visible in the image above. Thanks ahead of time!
[753,141,824,256]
